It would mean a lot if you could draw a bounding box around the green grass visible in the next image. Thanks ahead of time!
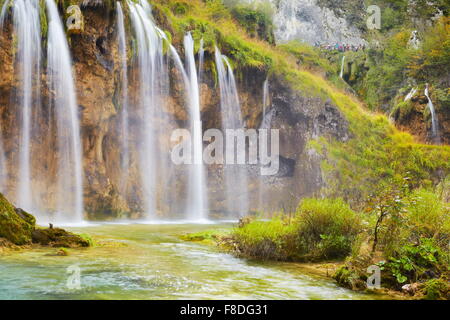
[231,198,363,262]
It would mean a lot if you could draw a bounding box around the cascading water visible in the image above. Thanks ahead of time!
[404,87,417,102]
[13,0,41,212]
[46,0,83,222]
[215,47,249,217]
[0,0,9,30]
[424,84,441,144]
[184,33,207,221]
[340,55,345,79]
[262,78,269,117]
[0,123,6,193]
[116,2,130,194]
[259,79,271,212]
[127,0,166,218]
[198,39,205,87]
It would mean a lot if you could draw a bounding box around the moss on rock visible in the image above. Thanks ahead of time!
[0,193,35,245]
[0,193,91,248]
[32,227,91,248]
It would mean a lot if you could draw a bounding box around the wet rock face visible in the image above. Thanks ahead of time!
[242,0,366,45]
[239,75,349,213]
[0,5,350,219]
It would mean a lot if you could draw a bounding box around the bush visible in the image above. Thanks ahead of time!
[232,218,298,261]
[405,189,450,245]
[230,4,274,44]
[423,278,450,300]
[230,198,363,262]
[295,198,363,260]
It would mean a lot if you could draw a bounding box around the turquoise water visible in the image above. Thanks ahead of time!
[0,223,386,300]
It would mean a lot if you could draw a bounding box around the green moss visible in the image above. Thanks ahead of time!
[181,229,230,244]
[423,278,450,300]
[0,193,35,245]
[32,227,91,248]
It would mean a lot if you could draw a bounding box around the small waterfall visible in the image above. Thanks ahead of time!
[128,0,166,218]
[262,78,269,117]
[215,47,249,217]
[0,0,9,30]
[13,0,41,212]
[340,55,346,79]
[46,0,83,222]
[259,79,271,212]
[198,39,205,87]
[116,2,130,194]
[0,123,6,193]
[404,87,417,102]
[424,84,441,144]
[184,33,207,221]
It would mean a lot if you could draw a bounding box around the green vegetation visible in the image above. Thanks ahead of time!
[227,182,449,298]
[181,228,231,244]
[332,184,449,297]
[0,193,91,248]
[0,193,35,245]
[230,199,363,262]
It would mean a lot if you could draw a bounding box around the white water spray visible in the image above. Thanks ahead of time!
[404,87,417,102]
[116,2,130,194]
[128,0,166,218]
[215,47,249,217]
[0,0,9,30]
[46,0,83,222]
[424,84,440,144]
[184,33,207,221]
[340,55,345,79]
[13,0,41,212]
[0,122,6,193]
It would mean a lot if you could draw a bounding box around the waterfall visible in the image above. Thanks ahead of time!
[0,123,6,193]
[198,39,205,87]
[45,0,83,222]
[0,0,9,30]
[128,0,166,218]
[404,87,417,102]
[184,33,207,221]
[13,0,41,212]
[262,78,269,117]
[116,2,130,194]
[259,79,271,212]
[215,47,249,217]
[340,55,345,79]
[424,84,441,144]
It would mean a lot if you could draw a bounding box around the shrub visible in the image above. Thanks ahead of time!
[232,218,298,261]
[405,189,450,245]
[295,198,363,260]
[230,199,363,262]
[423,278,450,300]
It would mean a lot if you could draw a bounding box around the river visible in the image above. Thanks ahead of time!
[0,223,388,300]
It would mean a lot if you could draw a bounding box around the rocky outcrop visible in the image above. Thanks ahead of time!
[0,192,90,247]
[241,0,366,45]
[0,193,35,245]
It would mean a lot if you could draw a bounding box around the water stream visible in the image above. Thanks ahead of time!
[45,0,83,223]
[184,33,208,221]
[215,47,249,217]
[0,224,390,300]
[424,84,440,144]
[13,0,41,213]
[116,2,130,195]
